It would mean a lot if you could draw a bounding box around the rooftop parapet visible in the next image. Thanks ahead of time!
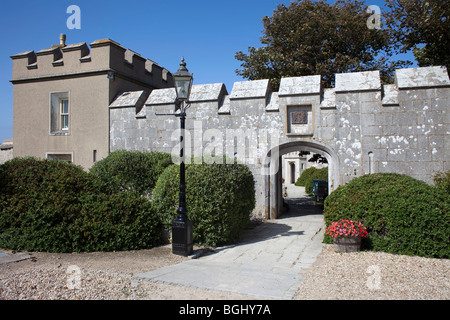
[11,35,172,89]
[395,66,450,89]
[10,50,37,72]
[335,70,381,92]
[189,83,227,102]
[145,87,177,105]
[110,90,149,108]
[138,66,449,114]
[110,90,150,116]
[230,79,271,100]
[279,75,321,96]
[144,83,228,105]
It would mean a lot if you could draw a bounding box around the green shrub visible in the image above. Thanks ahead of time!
[295,167,328,195]
[304,167,328,195]
[72,192,162,252]
[323,173,449,258]
[0,157,163,252]
[89,150,172,196]
[295,167,316,186]
[152,160,255,247]
[0,157,88,252]
[434,171,450,195]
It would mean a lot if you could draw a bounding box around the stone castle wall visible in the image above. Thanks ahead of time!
[110,66,449,219]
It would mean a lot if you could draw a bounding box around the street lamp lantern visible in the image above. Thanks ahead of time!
[171,57,193,256]
[155,58,194,256]
[173,57,193,101]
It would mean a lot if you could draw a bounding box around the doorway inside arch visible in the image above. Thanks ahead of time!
[265,140,340,219]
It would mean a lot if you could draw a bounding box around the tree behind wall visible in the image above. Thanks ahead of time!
[384,0,450,74]
[235,0,411,90]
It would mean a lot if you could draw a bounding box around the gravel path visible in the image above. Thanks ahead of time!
[294,245,449,300]
[0,246,251,300]
[1,244,448,300]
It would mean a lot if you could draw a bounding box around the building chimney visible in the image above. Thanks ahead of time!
[60,34,66,47]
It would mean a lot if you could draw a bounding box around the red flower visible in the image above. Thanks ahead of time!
[326,219,368,238]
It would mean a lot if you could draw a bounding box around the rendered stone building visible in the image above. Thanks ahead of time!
[10,34,173,169]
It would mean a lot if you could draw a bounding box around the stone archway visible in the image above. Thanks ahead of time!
[264,140,340,219]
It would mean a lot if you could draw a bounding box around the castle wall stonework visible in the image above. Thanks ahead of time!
[110,66,450,219]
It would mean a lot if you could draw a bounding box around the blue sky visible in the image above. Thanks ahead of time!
[0,0,414,143]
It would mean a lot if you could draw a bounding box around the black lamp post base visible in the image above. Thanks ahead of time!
[172,215,193,256]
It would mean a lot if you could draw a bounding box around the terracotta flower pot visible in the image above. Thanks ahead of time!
[333,237,361,253]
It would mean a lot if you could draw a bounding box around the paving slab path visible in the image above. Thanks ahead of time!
[136,186,325,299]
[0,251,33,264]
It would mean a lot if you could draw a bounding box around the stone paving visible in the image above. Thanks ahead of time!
[136,186,325,299]
[0,251,33,264]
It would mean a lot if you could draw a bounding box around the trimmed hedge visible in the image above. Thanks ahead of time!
[434,171,450,195]
[152,161,255,247]
[0,157,163,252]
[72,192,162,252]
[323,173,449,258]
[295,167,316,186]
[89,150,172,196]
[295,166,328,195]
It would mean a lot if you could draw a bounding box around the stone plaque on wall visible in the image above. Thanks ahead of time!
[291,110,308,124]
[287,105,313,136]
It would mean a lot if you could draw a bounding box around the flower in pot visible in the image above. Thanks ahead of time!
[326,219,368,253]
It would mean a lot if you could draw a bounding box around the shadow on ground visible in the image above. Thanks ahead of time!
[280,196,324,219]
[207,195,324,254]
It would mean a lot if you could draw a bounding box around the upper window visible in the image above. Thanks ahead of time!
[46,153,72,163]
[60,98,69,131]
[50,92,69,135]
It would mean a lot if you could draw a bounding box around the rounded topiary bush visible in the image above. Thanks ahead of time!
[0,157,91,252]
[0,157,163,252]
[152,160,255,247]
[323,173,449,258]
[295,167,316,186]
[89,150,172,195]
[305,167,328,195]
[295,167,328,195]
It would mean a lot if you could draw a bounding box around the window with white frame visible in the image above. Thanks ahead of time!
[50,92,69,134]
[59,98,69,131]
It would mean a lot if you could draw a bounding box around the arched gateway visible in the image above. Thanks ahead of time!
[110,66,450,220]
[265,140,339,219]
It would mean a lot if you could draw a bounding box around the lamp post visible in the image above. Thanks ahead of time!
[171,57,194,256]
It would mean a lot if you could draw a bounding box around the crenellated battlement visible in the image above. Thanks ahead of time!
[10,34,172,89]
[108,65,449,219]
[139,66,449,113]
